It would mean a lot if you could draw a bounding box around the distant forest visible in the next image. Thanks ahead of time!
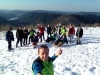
[0,10,100,31]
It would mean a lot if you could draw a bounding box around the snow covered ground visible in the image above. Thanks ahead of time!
[0,27,100,75]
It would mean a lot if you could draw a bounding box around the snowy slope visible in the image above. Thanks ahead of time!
[0,27,100,75]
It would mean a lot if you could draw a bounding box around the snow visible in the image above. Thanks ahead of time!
[0,27,100,75]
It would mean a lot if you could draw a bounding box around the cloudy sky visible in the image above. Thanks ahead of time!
[0,0,100,12]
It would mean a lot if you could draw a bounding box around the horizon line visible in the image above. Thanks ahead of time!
[0,9,100,13]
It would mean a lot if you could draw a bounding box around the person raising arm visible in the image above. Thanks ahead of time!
[32,44,62,75]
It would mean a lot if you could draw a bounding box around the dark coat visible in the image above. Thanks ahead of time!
[16,29,23,39]
[6,30,14,41]
[47,27,52,33]
[76,28,83,38]
[23,29,29,38]
[33,35,39,43]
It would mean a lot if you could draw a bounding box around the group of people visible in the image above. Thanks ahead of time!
[32,25,83,75]
[46,24,83,46]
[5,24,83,51]
[5,23,83,75]
[5,25,47,50]
[31,25,83,75]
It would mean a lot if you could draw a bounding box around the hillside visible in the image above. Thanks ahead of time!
[51,14,100,26]
[15,11,100,26]
[9,10,28,16]
[0,10,100,27]
[0,16,18,26]
[0,16,12,25]
[0,13,17,19]
[15,12,62,25]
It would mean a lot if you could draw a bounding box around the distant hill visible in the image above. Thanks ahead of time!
[0,10,11,13]
[50,14,100,26]
[14,11,100,26]
[81,14,100,23]
[0,10,28,19]
[50,14,82,26]
[0,13,17,19]
[0,16,12,25]
[28,10,67,14]
[0,10,100,27]
[77,12,100,16]
[0,16,18,26]
[9,10,29,16]
[15,12,62,25]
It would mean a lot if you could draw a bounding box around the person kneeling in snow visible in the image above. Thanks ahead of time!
[32,44,62,75]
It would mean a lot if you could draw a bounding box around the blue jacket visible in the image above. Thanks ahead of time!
[6,30,14,41]
[32,55,57,75]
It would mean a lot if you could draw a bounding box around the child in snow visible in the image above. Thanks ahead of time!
[32,44,62,75]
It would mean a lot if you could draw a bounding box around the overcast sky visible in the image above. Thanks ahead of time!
[0,0,100,12]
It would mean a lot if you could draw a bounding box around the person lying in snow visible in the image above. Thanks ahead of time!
[53,34,68,47]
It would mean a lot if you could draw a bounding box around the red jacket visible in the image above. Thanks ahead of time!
[68,27,75,34]
[38,26,45,34]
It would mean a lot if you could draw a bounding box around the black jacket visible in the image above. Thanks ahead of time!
[47,27,52,33]
[23,29,29,38]
[16,29,23,39]
[76,28,83,38]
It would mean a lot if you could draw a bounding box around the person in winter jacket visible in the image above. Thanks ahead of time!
[45,33,57,43]
[60,26,66,36]
[56,24,61,38]
[52,26,57,35]
[16,26,23,47]
[53,34,68,47]
[68,24,75,43]
[28,27,36,44]
[60,26,68,44]
[6,28,14,51]
[23,26,29,45]
[32,44,62,75]
[76,26,83,44]
[37,24,45,42]
[46,24,52,38]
